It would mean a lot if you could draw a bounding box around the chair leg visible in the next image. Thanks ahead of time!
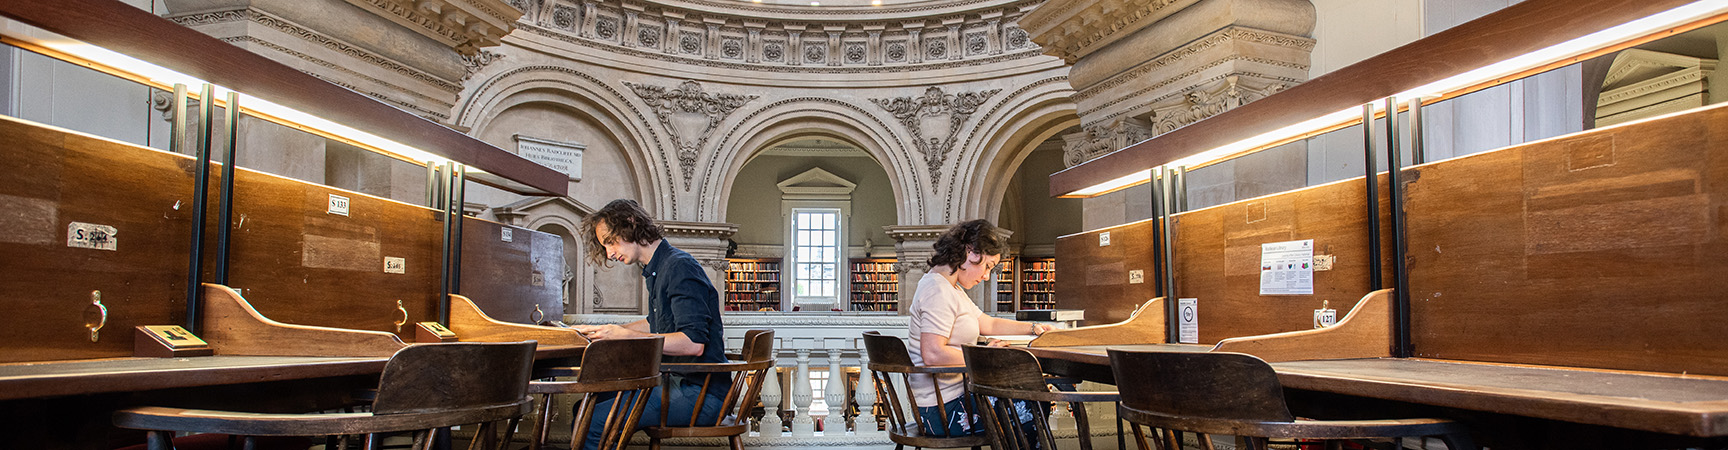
[365,433,382,450]
[1128,424,1150,450]
[499,418,522,450]
[145,430,176,450]
[730,435,744,450]
[1438,433,1478,450]
[531,393,552,450]
[649,437,662,450]
[1197,433,1216,450]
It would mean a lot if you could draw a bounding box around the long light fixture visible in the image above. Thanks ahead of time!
[0,19,476,175]
[1061,0,1728,198]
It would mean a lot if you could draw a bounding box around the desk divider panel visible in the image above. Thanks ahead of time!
[1054,218,1160,325]
[1170,175,1394,344]
[0,116,195,363]
[1403,103,1728,376]
[0,114,564,365]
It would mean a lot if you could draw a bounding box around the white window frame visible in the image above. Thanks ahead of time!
[788,208,844,306]
[776,167,856,310]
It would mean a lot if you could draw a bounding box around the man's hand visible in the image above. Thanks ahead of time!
[573,324,639,341]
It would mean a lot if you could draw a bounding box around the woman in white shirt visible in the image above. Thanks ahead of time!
[907,219,1053,438]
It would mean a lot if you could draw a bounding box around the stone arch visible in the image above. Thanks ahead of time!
[455,65,666,212]
[700,97,921,225]
[951,77,1080,223]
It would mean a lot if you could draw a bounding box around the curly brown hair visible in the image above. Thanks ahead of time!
[927,219,1007,271]
[580,199,664,266]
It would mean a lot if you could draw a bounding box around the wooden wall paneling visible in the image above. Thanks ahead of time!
[0,117,194,363]
[221,169,442,340]
[1404,104,1728,375]
[1171,175,1388,343]
[1053,218,1160,325]
[457,218,564,324]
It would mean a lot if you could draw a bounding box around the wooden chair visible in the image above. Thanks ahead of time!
[962,344,1120,450]
[1107,350,1476,450]
[861,331,991,450]
[642,329,776,450]
[113,341,538,450]
[527,336,663,450]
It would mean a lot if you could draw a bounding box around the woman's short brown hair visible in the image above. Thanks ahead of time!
[927,219,1007,271]
[580,199,663,266]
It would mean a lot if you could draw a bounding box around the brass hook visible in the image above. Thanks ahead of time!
[394,300,408,333]
[84,290,108,342]
[531,304,545,323]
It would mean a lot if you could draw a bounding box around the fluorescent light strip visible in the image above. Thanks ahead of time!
[22,27,470,173]
[1066,0,1728,197]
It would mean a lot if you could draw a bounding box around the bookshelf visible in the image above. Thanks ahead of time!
[724,258,781,311]
[995,257,1017,312]
[1019,257,1056,310]
[849,258,899,312]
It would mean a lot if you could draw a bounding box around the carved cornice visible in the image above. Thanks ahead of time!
[461,50,507,81]
[1021,0,1189,62]
[870,86,1000,192]
[623,80,757,191]
[644,0,1027,19]
[219,36,456,116]
[342,0,522,55]
[884,225,949,242]
[1073,26,1311,103]
[171,9,463,93]
[659,220,741,239]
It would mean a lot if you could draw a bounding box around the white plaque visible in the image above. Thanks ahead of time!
[514,135,584,180]
[501,227,514,243]
[327,194,350,216]
[384,257,406,274]
[67,222,118,251]
[1098,231,1111,247]
[1259,239,1315,295]
[1128,269,1144,284]
[1177,298,1198,344]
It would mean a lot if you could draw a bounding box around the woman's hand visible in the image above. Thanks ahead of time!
[1029,322,1054,336]
[984,338,1011,347]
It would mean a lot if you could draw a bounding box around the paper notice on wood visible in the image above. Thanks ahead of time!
[1259,239,1314,295]
[1177,298,1198,344]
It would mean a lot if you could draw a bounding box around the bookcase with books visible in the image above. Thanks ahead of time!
[1018,257,1056,310]
[848,258,899,312]
[995,257,1017,312]
[724,258,781,311]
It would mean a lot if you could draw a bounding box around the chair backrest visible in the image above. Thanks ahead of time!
[674,329,776,428]
[861,331,988,446]
[961,344,1057,450]
[373,341,537,415]
[961,344,1049,391]
[578,336,663,383]
[1107,350,1295,423]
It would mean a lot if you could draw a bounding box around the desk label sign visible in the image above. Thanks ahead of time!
[1178,298,1199,344]
[1314,306,1337,328]
[501,227,513,243]
[134,325,214,357]
[67,222,118,251]
[416,321,458,343]
[384,257,406,274]
[1099,231,1111,247]
[328,194,350,216]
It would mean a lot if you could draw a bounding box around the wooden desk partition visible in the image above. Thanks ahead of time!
[1053,218,1160,324]
[1402,102,1728,376]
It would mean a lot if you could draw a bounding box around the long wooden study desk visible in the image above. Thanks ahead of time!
[1024,344,1728,439]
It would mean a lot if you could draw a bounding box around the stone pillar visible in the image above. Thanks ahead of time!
[984,11,1003,55]
[853,340,880,435]
[903,22,923,64]
[865,24,884,66]
[760,365,784,434]
[823,346,847,433]
[705,19,725,60]
[580,1,598,38]
[886,225,945,312]
[621,9,640,47]
[787,27,804,66]
[943,17,963,61]
[791,347,815,436]
[658,221,738,301]
[663,15,681,54]
[825,25,845,67]
[745,25,764,63]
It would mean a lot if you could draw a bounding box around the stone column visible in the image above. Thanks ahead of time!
[787,27,804,66]
[825,25,845,67]
[886,225,946,312]
[579,1,597,38]
[705,18,725,60]
[865,24,884,66]
[621,9,640,47]
[658,221,738,301]
[663,14,681,54]
[944,18,963,61]
[903,22,923,64]
[986,16,1003,55]
[745,20,766,63]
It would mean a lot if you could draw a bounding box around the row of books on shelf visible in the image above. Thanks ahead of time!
[725,282,781,291]
[851,302,898,312]
[851,261,895,272]
[726,292,780,302]
[851,292,897,302]
[725,302,779,312]
[729,261,780,271]
[726,272,780,282]
[1024,260,1055,271]
[851,273,895,282]
[1022,271,1055,281]
[852,282,897,292]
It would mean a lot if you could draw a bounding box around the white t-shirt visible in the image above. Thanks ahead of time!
[907,270,984,407]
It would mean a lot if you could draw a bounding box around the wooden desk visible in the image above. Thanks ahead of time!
[1026,345,1728,439]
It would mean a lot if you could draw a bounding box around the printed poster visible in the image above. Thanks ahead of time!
[1259,239,1314,295]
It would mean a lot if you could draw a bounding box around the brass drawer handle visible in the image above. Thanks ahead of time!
[83,290,107,342]
[394,300,408,333]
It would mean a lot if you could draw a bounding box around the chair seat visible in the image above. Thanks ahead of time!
[1118,403,1469,439]
[113,401,531,437]
[886,425,993,448]
[642,419,747,438]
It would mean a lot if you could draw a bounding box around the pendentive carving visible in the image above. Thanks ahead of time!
[1147,75,1286,134]
[1063,117,1154,167]
[460,50,505,81]
[624,80,758,190]
[871,86,1000,190]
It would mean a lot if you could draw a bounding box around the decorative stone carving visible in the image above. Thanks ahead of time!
[844,43,865,64]
[1019,0,1193,62]
[679,31,701,53]
[1147,75,1286,134]
[925,38,946,59]
[595,16,617,39]
[965,32,986,56]
[764,41,785,61]
[722,38,744,59]
[804,43,825,63]
[624,80,758,190]
[460,50,505,81]
[1006,27,1030,49]
[341,0,521,55]
[551,4,576,29]
[894,260,928,275]
[638,25,660,47]
[871,86,1000,189]
[886,42,906,62]
[1062,117,1153,167]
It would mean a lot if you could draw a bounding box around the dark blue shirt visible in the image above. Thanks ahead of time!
[641,241,730,391]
